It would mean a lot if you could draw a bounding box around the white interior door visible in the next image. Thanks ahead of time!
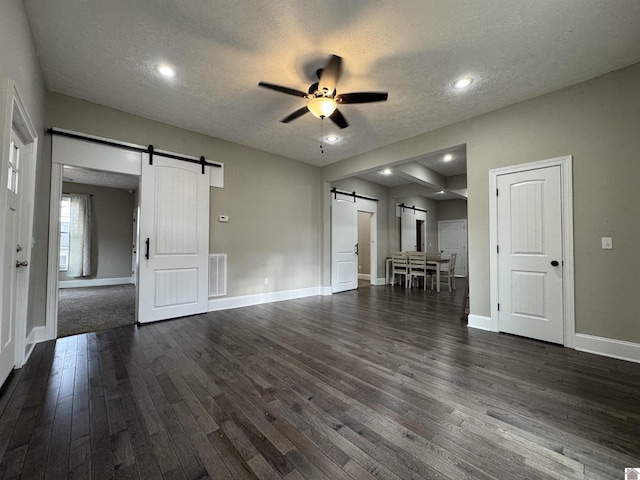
[1,131,32,383]
[497,166,564,344]
[331,195,358,293]
[438,219,467,276]
[138,153,210,323]
[401,210,416,251]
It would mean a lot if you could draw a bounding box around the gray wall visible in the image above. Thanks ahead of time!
[0,0,47,334]
[60,183,135,281]
[389,193,438,253]
[46,92,323,301]
[324,62,640,344]
[437,199,468,222]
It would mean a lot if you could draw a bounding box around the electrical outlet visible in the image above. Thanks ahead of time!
[264,277,269,285]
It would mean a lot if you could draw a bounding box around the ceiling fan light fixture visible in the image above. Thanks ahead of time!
[325,135,340,143]
[307,97,337,119]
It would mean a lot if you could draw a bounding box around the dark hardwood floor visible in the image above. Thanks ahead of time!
[1,282,639,479]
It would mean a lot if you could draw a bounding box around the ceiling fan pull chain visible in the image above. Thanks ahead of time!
[320,118,325,154]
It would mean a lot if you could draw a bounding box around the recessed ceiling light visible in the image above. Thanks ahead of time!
[443,154,453,161]
[157,64,175,78]
[381,168,392,175]
[453,76,473,89]
[325,135,340,143]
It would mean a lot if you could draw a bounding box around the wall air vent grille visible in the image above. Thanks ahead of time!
[208,254,227,297]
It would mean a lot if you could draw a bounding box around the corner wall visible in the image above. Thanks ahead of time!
[323,62,640,344]
[45,93,323,306]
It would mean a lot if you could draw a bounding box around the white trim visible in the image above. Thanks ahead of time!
[358,274,371,280]
[208,287,322,312]
[59,277,133,288]
[573,334,640,364]
[375,277,387,286]
[321,286,333,296]
[467,314,496,332]
[489,156,575,347]
[23,326,47,366]
[45,163,63,341]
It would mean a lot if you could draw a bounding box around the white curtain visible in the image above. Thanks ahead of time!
[68,193,92,277]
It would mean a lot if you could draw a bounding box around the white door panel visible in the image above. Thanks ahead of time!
[438,219,467,277]
[138,154,210,323]
[497,166,563,344]
[331,197,357,293]
[400,211,416,251]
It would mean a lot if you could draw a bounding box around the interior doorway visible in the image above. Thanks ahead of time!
[416,219,425,252]
[56,166,139,337]
[357,211,373,286]
[489,156,575,345]
[0,83,38,384]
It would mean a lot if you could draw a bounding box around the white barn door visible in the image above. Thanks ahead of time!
[497,165,564,344]
[331,195,358,293]
[400,210,416,251]
[138,153,210,323]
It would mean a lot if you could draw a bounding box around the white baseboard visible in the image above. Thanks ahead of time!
[22,326,49,367]
[321,286,332,296]
[208,287,322,311]
[59,277,133,288]
[376,277,387,286]
[573,333,640,364]
[467,314,496,332]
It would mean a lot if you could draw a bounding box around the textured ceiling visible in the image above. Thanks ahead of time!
[25,1,640,170]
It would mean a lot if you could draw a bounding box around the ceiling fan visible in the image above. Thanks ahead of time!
[258,55,388,129]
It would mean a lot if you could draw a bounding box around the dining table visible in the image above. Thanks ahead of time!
[386,254,450,292]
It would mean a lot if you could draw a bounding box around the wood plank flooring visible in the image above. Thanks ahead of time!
[1,283,639,479]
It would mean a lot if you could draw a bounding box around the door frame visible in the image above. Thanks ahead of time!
[489,155,575,347]
[0,81,39,368]
[357,203,377,286]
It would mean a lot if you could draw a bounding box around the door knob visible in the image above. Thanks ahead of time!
[16,260,28,268]
[550,260,559,267]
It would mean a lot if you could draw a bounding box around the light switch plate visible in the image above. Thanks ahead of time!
[601,237,613,249]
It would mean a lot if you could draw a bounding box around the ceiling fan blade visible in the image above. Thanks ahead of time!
[329,108,349,129]
[318,55,342,95]
[258,82,309,98]
[281,107,310,123]
[336,92,388,104]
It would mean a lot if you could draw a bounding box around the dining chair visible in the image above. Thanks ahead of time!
[431,253,457,292]
[408,252,428,290]
[391,251,409,287]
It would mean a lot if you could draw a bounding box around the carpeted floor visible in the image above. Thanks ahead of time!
[57,284,136,337]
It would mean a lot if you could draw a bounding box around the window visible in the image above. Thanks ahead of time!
[59,195,71,271]
[7,140,19,193]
